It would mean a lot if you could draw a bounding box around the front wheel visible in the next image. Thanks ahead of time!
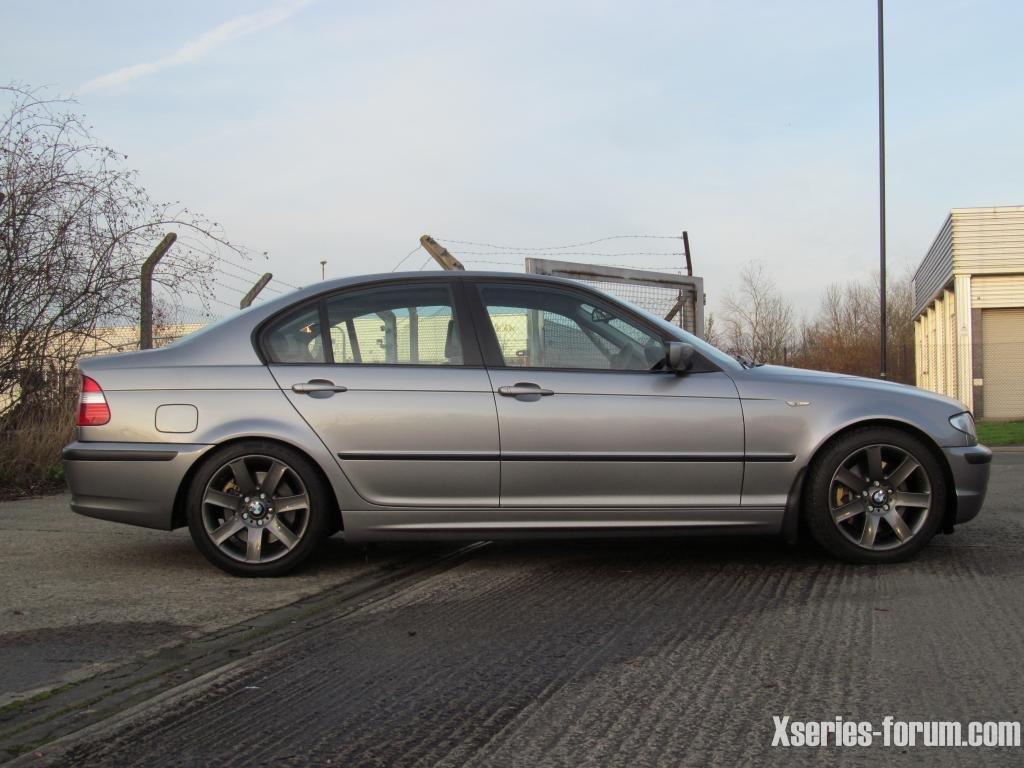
[186,441,332,576]
[804,427,947,564]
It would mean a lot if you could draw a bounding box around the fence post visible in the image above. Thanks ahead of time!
[240,273,273,308]
[419,235,465,271]
[140,233,177,349]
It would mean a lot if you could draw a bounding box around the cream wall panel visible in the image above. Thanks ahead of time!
[952,207,1024,276]
[954,274,974,411]
[971,275,1024,308]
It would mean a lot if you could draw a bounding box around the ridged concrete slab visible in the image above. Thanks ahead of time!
[12,454,1024,767]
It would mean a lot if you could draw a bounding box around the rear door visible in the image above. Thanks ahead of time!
[264,278,499,507]
[469,280,744,509]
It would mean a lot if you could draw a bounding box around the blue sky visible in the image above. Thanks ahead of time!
[4,0,1023,316]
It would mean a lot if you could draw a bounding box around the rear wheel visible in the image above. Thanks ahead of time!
[187,441,332,576]
[804,427,947,564]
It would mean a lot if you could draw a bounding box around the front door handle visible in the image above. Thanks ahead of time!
[291,379,348,398]
[498,382,555,398]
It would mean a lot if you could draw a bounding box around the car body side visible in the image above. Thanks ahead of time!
[62,272,991,540]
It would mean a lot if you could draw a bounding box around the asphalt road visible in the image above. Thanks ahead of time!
[5,453,1024,766]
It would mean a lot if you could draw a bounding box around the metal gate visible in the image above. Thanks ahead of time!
[524,258,705,338]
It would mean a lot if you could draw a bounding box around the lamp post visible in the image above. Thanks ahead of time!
[877,0,888,379]
[320,260,327,281]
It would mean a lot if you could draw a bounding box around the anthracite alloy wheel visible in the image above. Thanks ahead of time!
[805,427,947,564]
[187,441,331,576]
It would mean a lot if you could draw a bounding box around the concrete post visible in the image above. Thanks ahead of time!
[140,233,177,349]
[240,273,273,309]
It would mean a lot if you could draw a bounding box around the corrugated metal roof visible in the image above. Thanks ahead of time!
[913,214,953,318]
[913,206,1024,317]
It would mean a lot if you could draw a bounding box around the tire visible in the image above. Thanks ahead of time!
[803,426,947,564]
[186,440,333,577]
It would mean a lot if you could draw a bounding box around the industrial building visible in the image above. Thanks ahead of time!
[914,206,1024,418]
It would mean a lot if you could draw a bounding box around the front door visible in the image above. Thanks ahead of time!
[264,279,498,507]
[471,281,744,508]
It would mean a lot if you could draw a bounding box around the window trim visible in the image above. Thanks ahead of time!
[465,277,721,374]
[254,276,483,368]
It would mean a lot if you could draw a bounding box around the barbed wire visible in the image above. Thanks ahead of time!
[209,270,256,293]
[453,258,521,266]
[210,277,247,296]
[436,234,683,252]
[450,250,687,258]
[211,264,284,295]
[210,254,301,290]
[457,257,687,272]
[391,245,423,272]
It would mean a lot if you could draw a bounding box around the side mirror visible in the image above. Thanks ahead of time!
[665,341,695,373]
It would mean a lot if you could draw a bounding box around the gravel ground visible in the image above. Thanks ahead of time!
[5,454,1024,767]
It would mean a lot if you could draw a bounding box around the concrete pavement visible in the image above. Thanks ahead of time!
[0,495,452,704]
[3,454,1024,766]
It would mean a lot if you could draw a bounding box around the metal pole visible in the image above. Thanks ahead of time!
[140,232,177,349]
[877,0,888,379]
[240,272,273,308]
[320,260,327,280]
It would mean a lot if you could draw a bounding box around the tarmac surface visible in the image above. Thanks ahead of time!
[3,453,1024,766]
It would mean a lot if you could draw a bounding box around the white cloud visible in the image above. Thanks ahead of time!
[80,0,315,93]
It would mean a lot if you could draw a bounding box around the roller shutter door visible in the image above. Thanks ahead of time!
[982,308,1024,418]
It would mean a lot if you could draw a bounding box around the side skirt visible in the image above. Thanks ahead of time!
[340,506,785,542]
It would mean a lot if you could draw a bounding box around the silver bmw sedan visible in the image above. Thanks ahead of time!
[63,272,991,576]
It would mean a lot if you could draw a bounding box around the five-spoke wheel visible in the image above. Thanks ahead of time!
[187,441,330,576]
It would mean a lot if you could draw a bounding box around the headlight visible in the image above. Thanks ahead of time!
[949,412,977,445]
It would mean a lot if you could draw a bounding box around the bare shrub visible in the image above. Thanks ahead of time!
[0,84,258,494]
[720,261,794,364]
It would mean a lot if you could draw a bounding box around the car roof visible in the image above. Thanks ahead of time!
[298,269,579,292]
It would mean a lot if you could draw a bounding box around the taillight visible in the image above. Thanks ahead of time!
[78,375,111,426]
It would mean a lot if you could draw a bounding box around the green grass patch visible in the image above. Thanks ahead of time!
[977,420,1024,447]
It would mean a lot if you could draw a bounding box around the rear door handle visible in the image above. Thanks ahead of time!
[291,379,348,398]
[498,383,554,398]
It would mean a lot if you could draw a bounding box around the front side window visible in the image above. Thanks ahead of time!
[262,283,463,365]
[477,283,663,371]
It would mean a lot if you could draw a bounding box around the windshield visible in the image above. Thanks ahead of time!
[610,295,742,371]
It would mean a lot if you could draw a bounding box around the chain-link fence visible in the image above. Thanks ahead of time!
[76,306,224,356]
[328,310,455,365]
[524,258,704,337]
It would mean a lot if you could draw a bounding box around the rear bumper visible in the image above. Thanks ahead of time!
[62,441,212,530]
[944,444,992,525]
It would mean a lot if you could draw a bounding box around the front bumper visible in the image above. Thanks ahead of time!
[943,443,992,525]
[62,441,212,530]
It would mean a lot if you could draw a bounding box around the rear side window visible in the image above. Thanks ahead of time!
[262,304,327,364]
[261,283,463,366]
